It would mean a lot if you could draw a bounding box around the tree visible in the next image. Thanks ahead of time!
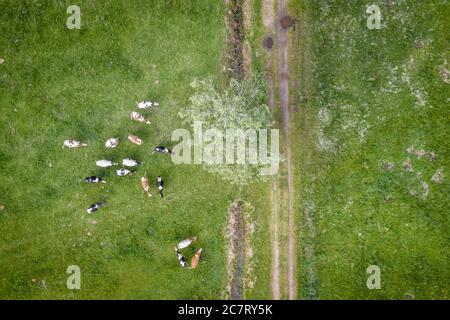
[178,75,274,185]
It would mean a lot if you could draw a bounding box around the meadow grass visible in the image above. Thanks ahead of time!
[0,0,240,299]
[2,0,447,300]
[293,0,449,299]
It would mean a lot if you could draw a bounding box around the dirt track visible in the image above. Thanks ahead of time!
[263,0,297,300]
[225,0,297,300]
[276,0,297,300]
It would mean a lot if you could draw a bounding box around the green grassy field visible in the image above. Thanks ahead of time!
[293,0,449,299]
[0,0,245,299]
[1,0,448,301]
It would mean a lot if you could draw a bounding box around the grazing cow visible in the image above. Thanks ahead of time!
[137,100,159,109]
[96,160,118,167]
[87,202,104,213]
[177,236,197,250]
[157,176,164,198]
[130,111,151,124]
[105,138,119,148]
[141,176,152,198]
[190,248,203,269]
[153,146,172,154]
[116,168,136,176]
[63,140,87,148]
[128,134,143,145]
[85,176,106,184]
[122,158,144,167]
[175,247,187,268]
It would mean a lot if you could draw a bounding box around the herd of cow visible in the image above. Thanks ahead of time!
[63,100,202,269]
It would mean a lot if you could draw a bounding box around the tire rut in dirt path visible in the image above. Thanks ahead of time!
[275,0,297,300]
[262,0,281,300]
[271,176,280,299]
[265,43,280,300]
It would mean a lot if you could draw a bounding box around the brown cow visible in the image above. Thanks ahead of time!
[128,134,143,145]
[190,248,203,269]
[141,176,152,198]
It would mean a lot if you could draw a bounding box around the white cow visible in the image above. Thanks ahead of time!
[122,158,144,167]
[105,138,119,148]
[96,160,118,167]
[177,236,197,250]
[63,140,87,148]
[137,100,159,109]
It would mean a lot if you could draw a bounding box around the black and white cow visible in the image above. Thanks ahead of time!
[137,100,159,109]
[175,247,187,268]
[87,202,104,213]
[85,176,106,184]
[157,176,164,198]
[116,168,136,176]
[153,146,172,154]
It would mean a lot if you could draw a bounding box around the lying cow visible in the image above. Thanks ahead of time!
[122,158,144,167]
[85,176,106,184]
[141,176,152,198]
[116,168,136,176]
[128,134,143,145]
[105,137,119,148]
[87,202,104,213]
[137,100,159,109]
[177,236,197,250]
[175,247,187,268]
[63,140,87,148]
[157,176,164,198]
[153,146,172,154]
[96,160,118,167]
[130,111,151,124]
[191,248,203,269]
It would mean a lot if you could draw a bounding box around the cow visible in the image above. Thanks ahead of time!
[116,168,136,176]
[105,137,119,148]
[153,146,172,154]
[137,100,159,109]
[63,140,87,148]
[157,176,164,198]
[96,160,118,167]
[130,111,151,124]
[87,202,104,213]
[85,176,106,184]
[177,236,197,250]
[175,247,187,268]
[128,134,143,145]
[122,158,144,167]
[141,176,152,198]
[190,248,203,269]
